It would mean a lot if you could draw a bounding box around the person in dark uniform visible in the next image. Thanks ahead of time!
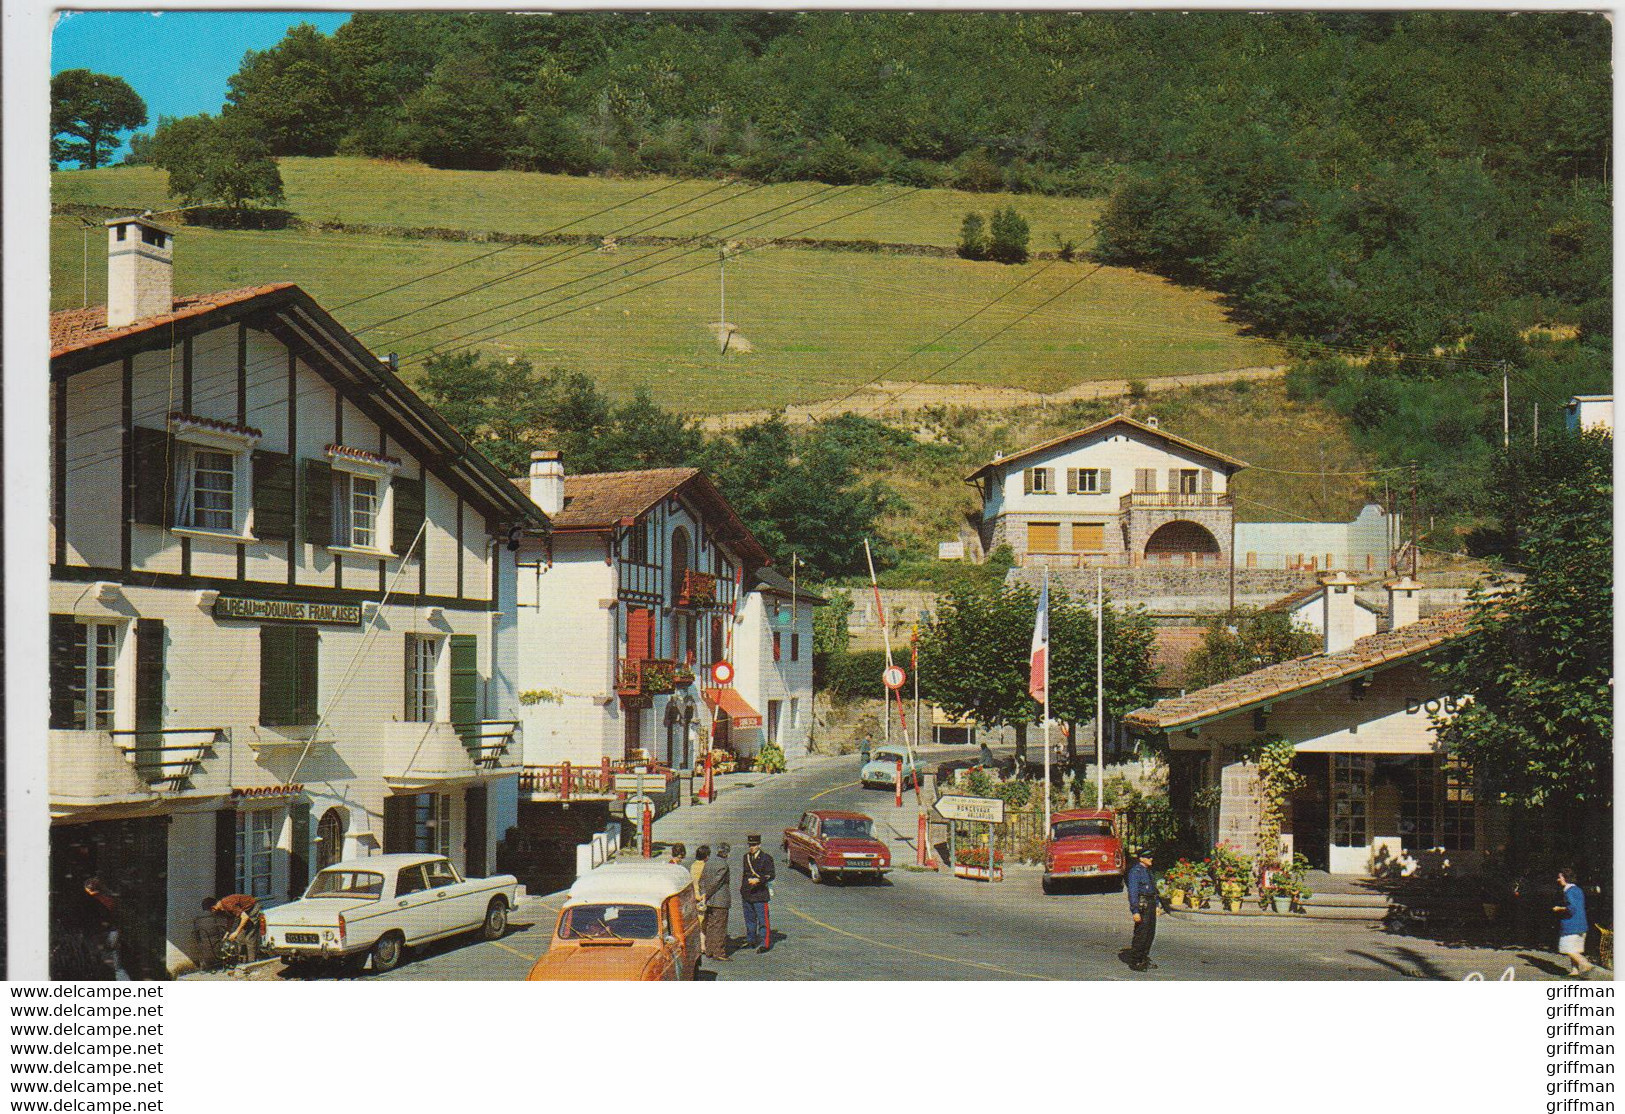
[1125,849,1159,971]
[740,833,776,953]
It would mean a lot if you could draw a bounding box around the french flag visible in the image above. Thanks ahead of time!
[1029,573,1049,703]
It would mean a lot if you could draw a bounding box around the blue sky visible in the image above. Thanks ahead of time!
[52,10,352,160]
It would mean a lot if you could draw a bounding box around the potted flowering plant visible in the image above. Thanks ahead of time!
[1162,859,1200,908]
[954,844,1005,881]
[1207,843,1254,911]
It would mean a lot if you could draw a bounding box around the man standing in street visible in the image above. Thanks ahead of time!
[1125,848,1159,972]
[701,841,732,961]
[741,833,776,952]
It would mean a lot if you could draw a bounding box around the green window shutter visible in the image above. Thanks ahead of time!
[393,475,426,555]
[130,427,175,527]
[49,614,79,729]
[383,795,412,854]
[449,634,479,741]
[135,618,165,733]
[303,459,333,547]
[403,634,418,722]
[294,627,320,725]
[1099,468,1112,494]
[214,809,237,897]
[287,801,311,900]
[259,625,298,726]
[252,451,296,540]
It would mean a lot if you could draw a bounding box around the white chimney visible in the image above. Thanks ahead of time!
[1385,575,1423,631]
[529,450,564,516]
[1320,570,1362,654]
[106,215,174,329]
[1145,415,1160,429]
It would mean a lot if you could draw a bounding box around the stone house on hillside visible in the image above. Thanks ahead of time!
[965,414,1246,569]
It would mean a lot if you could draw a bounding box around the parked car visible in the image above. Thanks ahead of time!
[527,861,702,981]
[1042,809,1125,894]
[260,853,520,973]
[783,810,892,883]
[860,745,924,789]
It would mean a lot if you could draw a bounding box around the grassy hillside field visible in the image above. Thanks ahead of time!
[51,160,1281,414]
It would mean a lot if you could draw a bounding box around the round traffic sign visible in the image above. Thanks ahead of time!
[711,661,734,685]
[882,665,906,690]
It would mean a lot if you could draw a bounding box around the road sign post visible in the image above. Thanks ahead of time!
[894,757,903,808]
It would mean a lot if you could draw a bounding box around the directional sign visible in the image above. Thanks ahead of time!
[711,661,734,685]
[613,772,669,794]
[882,665,906,690]
[932,794,1006,824]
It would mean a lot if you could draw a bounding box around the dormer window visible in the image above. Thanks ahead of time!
[325,445,399,555]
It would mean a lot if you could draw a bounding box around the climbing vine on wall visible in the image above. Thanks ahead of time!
[1245,734,1303,867]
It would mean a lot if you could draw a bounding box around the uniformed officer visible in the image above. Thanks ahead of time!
[1125,848,1159,972]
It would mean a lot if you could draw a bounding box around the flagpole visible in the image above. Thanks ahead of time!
[1095,566,1105,811]
[1042,569,1052,835]
[864,538,895,754]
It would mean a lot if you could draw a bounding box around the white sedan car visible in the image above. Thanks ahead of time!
[260,853,520,973]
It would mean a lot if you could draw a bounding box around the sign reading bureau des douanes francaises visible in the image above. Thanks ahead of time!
[213,596,363,625]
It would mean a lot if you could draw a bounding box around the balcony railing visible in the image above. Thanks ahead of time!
[617,657,678,697]
[520,758,676,800]
[109,727,224,790]
[1119,491,1233,510]
[675,569,718,608]
[452,719,521,770]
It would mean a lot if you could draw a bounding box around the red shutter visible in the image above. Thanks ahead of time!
[627,608,654,661]
[773,632,782,662]
[711,617,724,665]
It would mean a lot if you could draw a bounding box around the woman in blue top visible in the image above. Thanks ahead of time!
[1552,867,1597,978]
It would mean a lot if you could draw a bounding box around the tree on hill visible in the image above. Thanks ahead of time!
[147,116,284,213]
[957,212,988,260]
[987,205,1030,264]
[1430,428,1613,871]
[51,70,147,170]
[1183,609,1321,691]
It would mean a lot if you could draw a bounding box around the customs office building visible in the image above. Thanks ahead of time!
[47,217,546,976]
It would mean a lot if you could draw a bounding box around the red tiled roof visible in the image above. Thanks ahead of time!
[50,285,295,358]
[964,413,1248,482]
[1123,608,1472,732]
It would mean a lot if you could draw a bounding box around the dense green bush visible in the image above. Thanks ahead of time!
[813,649,890,703]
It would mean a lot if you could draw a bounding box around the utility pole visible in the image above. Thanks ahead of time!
[1502,365,1510,449]
[1534,403,1540,449]
[718,246,727,356]
[1408,464,1419,580]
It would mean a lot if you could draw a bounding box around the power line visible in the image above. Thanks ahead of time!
[384,183,851,356]
[401,185,925,367]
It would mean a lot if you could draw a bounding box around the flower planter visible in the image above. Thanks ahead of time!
[953,864,1003,882]
[1166,888,1186,908]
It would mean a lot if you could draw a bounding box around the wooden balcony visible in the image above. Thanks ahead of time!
[675,569,718,608]
[617,657,678,696]
[1119,491,1232,510]
[520,758,676,801]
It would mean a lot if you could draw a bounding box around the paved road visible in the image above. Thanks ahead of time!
[305,747,1588,983]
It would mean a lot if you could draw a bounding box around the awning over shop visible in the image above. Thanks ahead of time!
[703,688,763,728]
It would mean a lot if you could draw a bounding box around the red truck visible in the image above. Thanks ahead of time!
[1042,808,1125,894]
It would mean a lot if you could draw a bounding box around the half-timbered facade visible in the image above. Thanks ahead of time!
[48,217,545,977]
[513,454,770,773]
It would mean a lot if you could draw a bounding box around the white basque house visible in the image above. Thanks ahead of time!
[733,567,825,762]
[1124,574,1493,876]
[512,455,770,776]
[49,217,544,977]
[966,414,1246,568]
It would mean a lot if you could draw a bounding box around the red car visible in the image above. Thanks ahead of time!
[783,810,892,884]
[1042,808,1125,893]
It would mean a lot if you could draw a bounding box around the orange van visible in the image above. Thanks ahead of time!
[526,861,702,981]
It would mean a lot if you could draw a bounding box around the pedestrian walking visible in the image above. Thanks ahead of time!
[1553,866,1597,978]
[692,845,710,916]
[740,833,776,952]
[1125,848,1159,972]
[701,841,732,961]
